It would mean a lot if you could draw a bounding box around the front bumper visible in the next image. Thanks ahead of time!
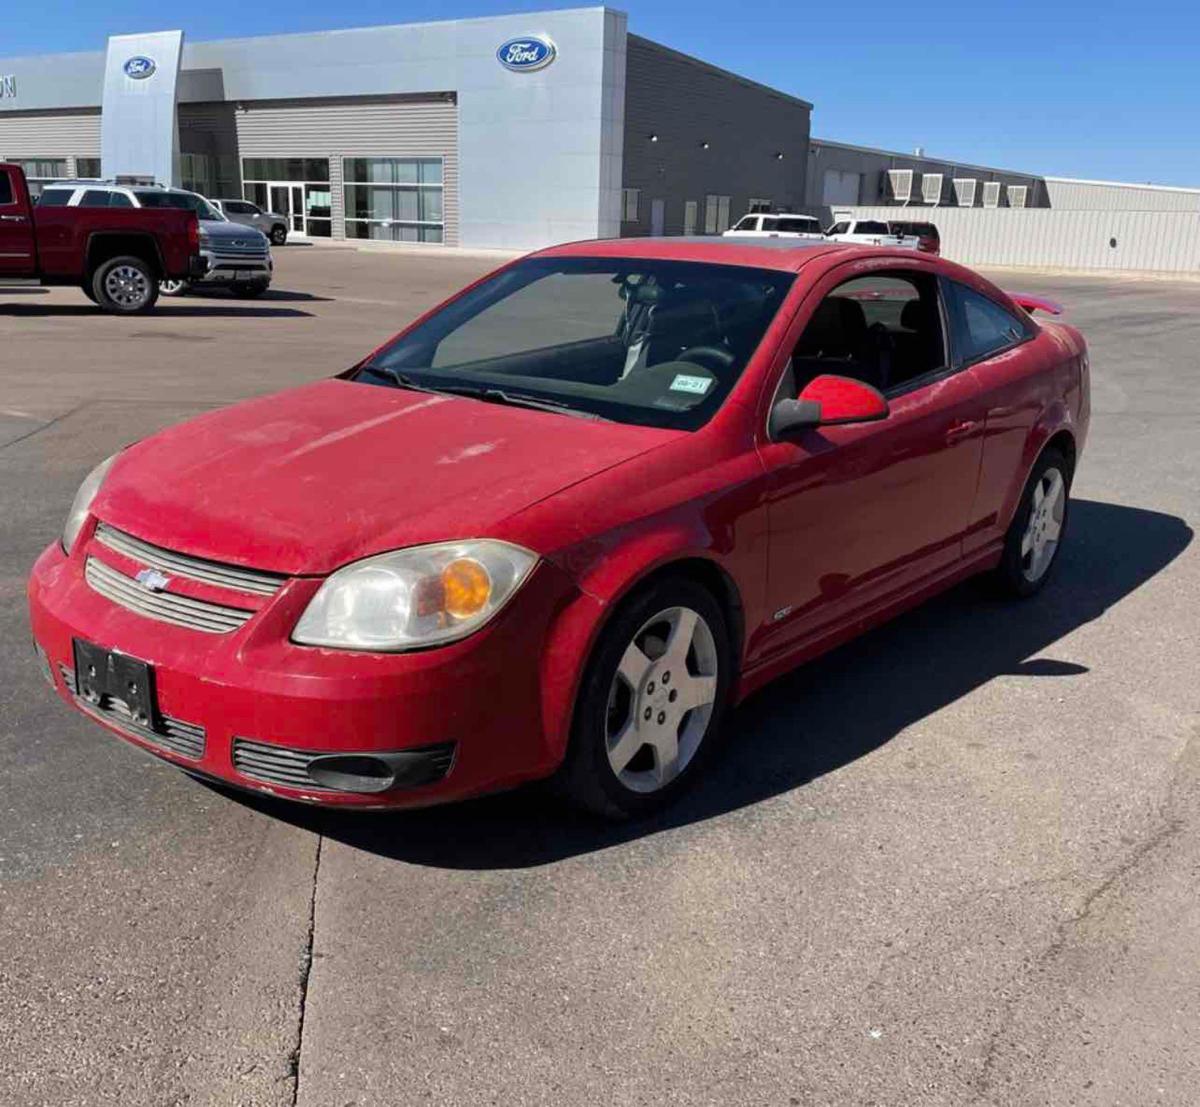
[194,245,273,286]
[28,531,570,809]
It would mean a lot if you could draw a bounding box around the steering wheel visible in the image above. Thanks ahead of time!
[677,345,735,371]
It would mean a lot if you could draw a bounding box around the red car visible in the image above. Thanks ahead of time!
[28,239,1088,817]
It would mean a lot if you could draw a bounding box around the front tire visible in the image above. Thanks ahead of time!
[559,578,733,819]
[92,256,159,314]
[993,447,1071,597]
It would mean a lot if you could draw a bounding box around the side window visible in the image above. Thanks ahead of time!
[760,217,778,232]
[946,281,1031,364]
[0,171,13,206]
[109,192,133,208]
[78,189,113,208]
[37,189,72,207]
[788,271,946,396]
[827,222,849,236]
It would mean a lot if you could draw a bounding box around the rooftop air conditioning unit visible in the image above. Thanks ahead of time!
[921,173,944,205]
[885,168,914,205]
[1008,185,1029,208]
[982,181,1002,207]
[953,177,978,207]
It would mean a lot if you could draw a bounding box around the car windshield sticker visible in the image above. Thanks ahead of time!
[670,374,714,395]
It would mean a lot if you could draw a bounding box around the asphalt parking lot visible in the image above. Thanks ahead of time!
[2,246,1197,1106]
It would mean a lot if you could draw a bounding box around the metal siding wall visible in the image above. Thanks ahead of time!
[234,98,459,245]
[837,205,1200,273]
[621,37,810,236]
[0,109,101,157]
[1045,179,1200,212]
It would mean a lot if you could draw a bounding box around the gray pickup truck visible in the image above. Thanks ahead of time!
[211,199,290,246]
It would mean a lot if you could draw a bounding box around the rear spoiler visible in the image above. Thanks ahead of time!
[1008,293,1063,316]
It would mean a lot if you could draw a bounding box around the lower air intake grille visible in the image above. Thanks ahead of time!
[59,664,206,760]
[232,738,455,793]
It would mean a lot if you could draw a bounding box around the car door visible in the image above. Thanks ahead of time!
[942,278,1054,557]
[0,166,36,276]
[755,264,987,659]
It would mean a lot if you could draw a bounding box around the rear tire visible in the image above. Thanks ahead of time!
[558,578,733,819]
[992,446,1071,598]
[91,256,158,314]
[80,282,99,304]
[158,278,191,297]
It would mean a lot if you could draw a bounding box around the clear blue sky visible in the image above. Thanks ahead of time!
[6,0,1197,187]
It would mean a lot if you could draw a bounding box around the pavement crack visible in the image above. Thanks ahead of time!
[971,731,1197,1103]
[289,833,322,1107]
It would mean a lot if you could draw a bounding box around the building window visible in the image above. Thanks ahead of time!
[181,154,239,200]
[76,157,101,179]
[704,195,731,234]
[7,158,68,198]
[622,188,640,222]
[748,197,772,213]
[342,157,444,244]
[242,157,333,238]
[683,200,698,236]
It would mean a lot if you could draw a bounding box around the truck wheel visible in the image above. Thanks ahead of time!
[230,282,269,298]
[158,279,191,296]
[92,256,159,314]
[270,226,288,246]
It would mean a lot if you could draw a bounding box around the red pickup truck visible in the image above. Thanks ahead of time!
[0,163,203,313]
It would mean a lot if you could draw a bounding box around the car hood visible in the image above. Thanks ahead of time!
[200,218,266,243]
[94,379,677,575]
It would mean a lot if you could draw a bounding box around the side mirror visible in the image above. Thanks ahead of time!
[769,374,889,438]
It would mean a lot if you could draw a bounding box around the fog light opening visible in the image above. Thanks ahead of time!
[306,755,397,794]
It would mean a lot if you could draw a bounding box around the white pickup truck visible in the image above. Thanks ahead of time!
[825,218,921,249]
[723,212,824,240]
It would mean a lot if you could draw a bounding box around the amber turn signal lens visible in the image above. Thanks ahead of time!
[441,558,492,618]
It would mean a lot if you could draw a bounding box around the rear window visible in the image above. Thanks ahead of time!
[37,189,73,207]
[0,172,12,206]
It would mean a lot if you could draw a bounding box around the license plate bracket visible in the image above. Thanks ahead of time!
[72,639,159,730]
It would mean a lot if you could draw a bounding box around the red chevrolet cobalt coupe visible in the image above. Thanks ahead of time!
[29,239,1088,817]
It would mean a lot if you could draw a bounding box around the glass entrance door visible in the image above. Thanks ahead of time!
[268,183,306,236]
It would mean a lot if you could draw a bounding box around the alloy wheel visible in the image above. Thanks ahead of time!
[1020,466,1066,582]
[604,605,719,793]
[104,265,152,309]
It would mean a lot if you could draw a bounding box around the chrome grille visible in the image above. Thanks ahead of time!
[59,664,206,760]
[94,524,285,597]
[85,557,254,634]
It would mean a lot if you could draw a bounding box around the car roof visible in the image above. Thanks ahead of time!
[534,236,858,273]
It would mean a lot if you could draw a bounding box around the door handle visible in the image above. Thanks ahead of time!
[945,420,979,445]
[0,214,29,223]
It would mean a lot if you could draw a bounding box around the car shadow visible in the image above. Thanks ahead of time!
[217,499,1191,869]
[180,288,333,303]
[0,303,313,318]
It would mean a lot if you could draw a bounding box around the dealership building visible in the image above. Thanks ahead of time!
[6,4,1173,258]
[0,7,822,249]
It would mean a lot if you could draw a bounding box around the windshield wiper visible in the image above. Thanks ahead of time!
[434,385,611,421]
[356,366,609,421]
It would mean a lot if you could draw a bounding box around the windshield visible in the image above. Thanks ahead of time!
[134,190,225,221]
[357,257,794,431]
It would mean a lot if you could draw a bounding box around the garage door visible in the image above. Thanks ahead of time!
[822,169,862,206]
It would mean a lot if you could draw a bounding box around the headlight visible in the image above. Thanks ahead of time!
[293,540,538,651]
[62,454,117,554]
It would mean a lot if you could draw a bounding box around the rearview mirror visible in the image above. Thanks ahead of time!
[769,374,889,438]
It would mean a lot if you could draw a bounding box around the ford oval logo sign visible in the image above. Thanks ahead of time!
[497,35,556,73]
[124,56,157,80]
